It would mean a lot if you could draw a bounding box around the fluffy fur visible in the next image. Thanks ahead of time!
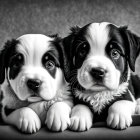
[60,22,140,131]
[0,34,73,133]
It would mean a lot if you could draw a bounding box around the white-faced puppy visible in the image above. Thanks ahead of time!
[60,22,140,131]
[0,34,73,133]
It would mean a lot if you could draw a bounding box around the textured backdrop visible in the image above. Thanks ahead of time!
[0,0,140,74]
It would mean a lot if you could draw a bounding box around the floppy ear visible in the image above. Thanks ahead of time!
[59,26,81,82]
[0,39,18,84]
[120,26,140,72]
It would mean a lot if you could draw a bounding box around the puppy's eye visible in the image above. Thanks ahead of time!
[11,54,24,68]
[110,49,120,59]
[78,42,89,58]
[45,60,55,70]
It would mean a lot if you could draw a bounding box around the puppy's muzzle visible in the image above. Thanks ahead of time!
[27,79,42,93]
[90,67,106,81]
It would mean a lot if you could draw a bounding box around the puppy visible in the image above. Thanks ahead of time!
[60,22,140,131]
[0,34,73,133]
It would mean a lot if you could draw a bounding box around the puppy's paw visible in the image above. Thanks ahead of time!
[107,104,132,130]
[70,104,93,132]
[17,107,41,133]
[45,102,71,131]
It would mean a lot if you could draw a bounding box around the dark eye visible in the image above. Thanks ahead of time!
[110,49,120,59]
[78,42,89,58]
[11,53,24,69]
[45,60,55,70]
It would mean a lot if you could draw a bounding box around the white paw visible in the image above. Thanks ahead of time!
[17,107,41,133]
[70,104,93,131]
[107,104,133,130]
[45,102,71,131]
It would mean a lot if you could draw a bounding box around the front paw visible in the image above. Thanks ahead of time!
[70,104,93,132]
[45,102,71,131]
[107,107,132,130]
[17,107,41,133]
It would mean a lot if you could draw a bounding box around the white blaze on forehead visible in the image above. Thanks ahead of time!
[17,34,53,66]
[85,22,110,56]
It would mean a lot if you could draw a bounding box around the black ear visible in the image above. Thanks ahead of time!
[49,34,62,67]
[59,26,81,82]
[0,39,18,84]
[60,36,73,82]
[120,26,140,72]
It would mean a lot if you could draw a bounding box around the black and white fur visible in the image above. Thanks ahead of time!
[60,22,140,131]
[0,34,73,133]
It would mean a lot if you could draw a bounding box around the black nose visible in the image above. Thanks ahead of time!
[90,68,106,80]
[27,79,42,92]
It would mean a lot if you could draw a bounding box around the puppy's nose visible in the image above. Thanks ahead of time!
[90,68,106,80]
[27,79,42,92]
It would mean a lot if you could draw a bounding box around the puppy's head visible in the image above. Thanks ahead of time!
[62,22,140,92]
[0,34,64,102]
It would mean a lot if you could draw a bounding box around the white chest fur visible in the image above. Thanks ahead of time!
[74,82,129,113]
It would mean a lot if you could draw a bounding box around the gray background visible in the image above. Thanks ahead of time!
[0,0,140,74]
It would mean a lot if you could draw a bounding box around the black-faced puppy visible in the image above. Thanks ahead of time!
[0,34,73,133]
[60,22,140,131]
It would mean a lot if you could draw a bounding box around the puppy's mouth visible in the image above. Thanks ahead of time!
[89,83,109,92]
[27,95,43,102]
